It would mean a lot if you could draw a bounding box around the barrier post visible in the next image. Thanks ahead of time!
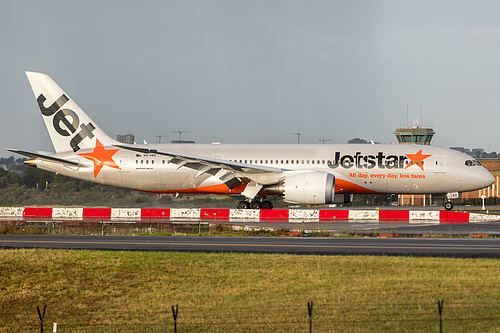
[171,304,179,333]
[437,299,444,333]
[307,301,313,333]
[36,305,46,333]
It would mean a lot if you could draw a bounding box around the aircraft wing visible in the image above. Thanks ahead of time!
[115,144,283,188]
[6,149,83,166]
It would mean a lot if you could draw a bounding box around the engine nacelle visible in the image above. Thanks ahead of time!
[279,172,335,205]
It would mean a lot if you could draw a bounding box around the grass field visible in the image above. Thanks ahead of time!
[0,249,499,332]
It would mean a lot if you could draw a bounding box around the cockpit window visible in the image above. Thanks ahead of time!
[465,160,481,166]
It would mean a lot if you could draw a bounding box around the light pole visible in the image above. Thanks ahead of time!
[156,135,168,143]
[292,132,301,144]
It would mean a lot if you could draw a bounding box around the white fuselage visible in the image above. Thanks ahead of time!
[33,143,494,196]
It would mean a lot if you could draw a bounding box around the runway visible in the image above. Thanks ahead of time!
[238,220,500,236]
[1,235,499,257]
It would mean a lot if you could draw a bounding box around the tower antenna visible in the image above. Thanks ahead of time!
[406,104,409,128]
[420,103,423,127]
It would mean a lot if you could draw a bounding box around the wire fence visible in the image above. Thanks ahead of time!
[1,293,499,332]
[0,219,212,236]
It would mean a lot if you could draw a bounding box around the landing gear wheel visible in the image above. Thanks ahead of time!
[237,200,249,209]
[444,201,454,211]
[249,201,262,209]
[261,200,273,209]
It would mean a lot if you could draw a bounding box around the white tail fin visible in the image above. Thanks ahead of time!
[26,71,117,153]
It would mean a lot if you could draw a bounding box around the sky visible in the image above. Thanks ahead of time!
[1,0,500,158]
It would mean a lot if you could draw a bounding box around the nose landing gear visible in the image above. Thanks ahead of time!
[444,192,458,211]
[444,201,454,211]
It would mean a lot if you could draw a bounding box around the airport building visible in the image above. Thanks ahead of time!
[116,134,135,144]
[348,137,368,144]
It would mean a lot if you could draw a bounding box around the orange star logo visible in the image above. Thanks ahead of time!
[405,149,431,171]
[78,139,121,177]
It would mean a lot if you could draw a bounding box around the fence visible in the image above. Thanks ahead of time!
[0,219,212,236]
[1,293,499,332]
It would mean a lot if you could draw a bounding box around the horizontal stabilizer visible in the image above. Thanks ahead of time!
[6,149,82,166]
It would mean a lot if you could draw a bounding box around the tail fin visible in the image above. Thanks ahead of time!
[26,71,117,153]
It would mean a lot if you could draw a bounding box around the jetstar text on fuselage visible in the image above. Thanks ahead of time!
[327,151,429,170]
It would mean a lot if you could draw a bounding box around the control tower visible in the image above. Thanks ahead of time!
[394,125,435,145]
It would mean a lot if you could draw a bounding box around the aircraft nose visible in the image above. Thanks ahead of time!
[484,169,495,188]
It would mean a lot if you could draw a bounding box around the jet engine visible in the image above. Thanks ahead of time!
[271,172,335,205]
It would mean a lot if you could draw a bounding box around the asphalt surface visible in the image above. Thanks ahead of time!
[1,235,499,257]
[238,220,500,236]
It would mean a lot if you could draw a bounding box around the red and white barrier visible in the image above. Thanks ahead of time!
[0,207,498,223]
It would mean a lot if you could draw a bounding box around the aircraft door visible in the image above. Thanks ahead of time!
[118,155,130,173]
[435,155,446,173]
[118,155,130,184]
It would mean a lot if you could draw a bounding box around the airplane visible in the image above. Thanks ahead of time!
[6,72,495,210]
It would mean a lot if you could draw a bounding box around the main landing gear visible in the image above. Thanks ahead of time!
[237,199,274,209]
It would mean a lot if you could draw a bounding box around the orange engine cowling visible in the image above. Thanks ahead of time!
[279,172,335,205]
